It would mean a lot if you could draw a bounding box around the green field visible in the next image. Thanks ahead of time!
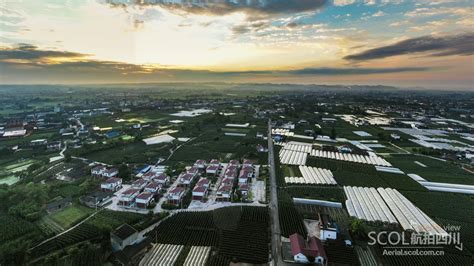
[386,154,474,185]
[50,204,94,229]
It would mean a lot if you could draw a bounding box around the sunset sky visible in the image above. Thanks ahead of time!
[0,0,472,89]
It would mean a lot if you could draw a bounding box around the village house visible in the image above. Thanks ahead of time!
[142,171,157,182]
[135,192,154,209]
[101,177,123,192]
[131,179,148,191]
[186,166,200,176]
[318,213,338,241]
[209,159,220,167]
[192,186,208,201]
[238,168,253,184]
[228,160,240,168]
[196,178,210,189]
[111,224,139,251]
[221,177,234,187]
[46,197,72,214]
[238,183,250,197]
[118,188,140,207]
[47,141,62,150]
[153,173,170,185]
[91,165,107,177]
[206,165,219,175]
[194,159,207,169]
[216,185,232,202]
[144,181,161,195]
[242,159,253,168]
[103,168,119,178]
[167,187,185,206]
[224,166,237,179]
[177,173,196,187]
[289,233,327,265]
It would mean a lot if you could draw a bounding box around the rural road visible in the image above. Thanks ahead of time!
[267,119,282,265]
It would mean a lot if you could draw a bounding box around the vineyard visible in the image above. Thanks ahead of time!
[277,190,307,238]
[0,215,39,243]
[295,204,350,226]
[148,206,270,264]
[30,210,147,259]
[285,186,345,202]
[325,239,360,265]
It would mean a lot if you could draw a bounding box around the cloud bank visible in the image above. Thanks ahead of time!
[102,0,327,16]
[345,33,474,61]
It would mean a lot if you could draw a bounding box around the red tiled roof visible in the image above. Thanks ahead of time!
[154,173,168,180]
[206,165,219,171]
[136,192,153,200]
[210,159,220,165]
[289,234,326,259]
[239,184,249,190]
[197,178,210,186]
[229,160,239,165]
[170,187,185,194]
[218,185,232,192]
[195,159,206,165]
[193,186,207,193]
[146,182,161,189]
[132,179,147,185]
[122,188,139,195]
[104,177,121,184]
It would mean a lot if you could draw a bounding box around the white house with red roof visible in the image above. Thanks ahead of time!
[228,160,240,167]
[177,173,195,187]
[192,186,208,201]
[238,168,253,184]
[238,183,250,197]
[194,159,207,169]
[242,159,253,168]
[118,188,140,206]
[216,185,232,202]
[142,171,157,182]
[167,187,185,206]
[196,178,210,189]
[289,233,327,265]
[153,173,169,185]
[186,166,200,176]
[135,192,154,209]
[206,165,219,175]
[224,167,237,179]
[131,179,148,191]
[101,177,122,192]
[144,181,161,195]
[221,177,234,187]
[209,159,220,167]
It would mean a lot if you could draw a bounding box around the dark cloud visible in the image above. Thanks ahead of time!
[285,67,431,75]
[231,21,269,34]
[345,33,474,61]
[103,0,327,16]
[0,44,432,83]
[0,44,87,61]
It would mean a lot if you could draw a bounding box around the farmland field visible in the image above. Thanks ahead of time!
[148,206,269,264]
[50,204,94,229]
[386,154,474,185]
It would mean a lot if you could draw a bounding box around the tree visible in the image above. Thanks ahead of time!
[330,127,337,139]
[118,164,131,180]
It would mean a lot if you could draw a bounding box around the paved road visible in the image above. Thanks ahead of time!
[268,119,282,265]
